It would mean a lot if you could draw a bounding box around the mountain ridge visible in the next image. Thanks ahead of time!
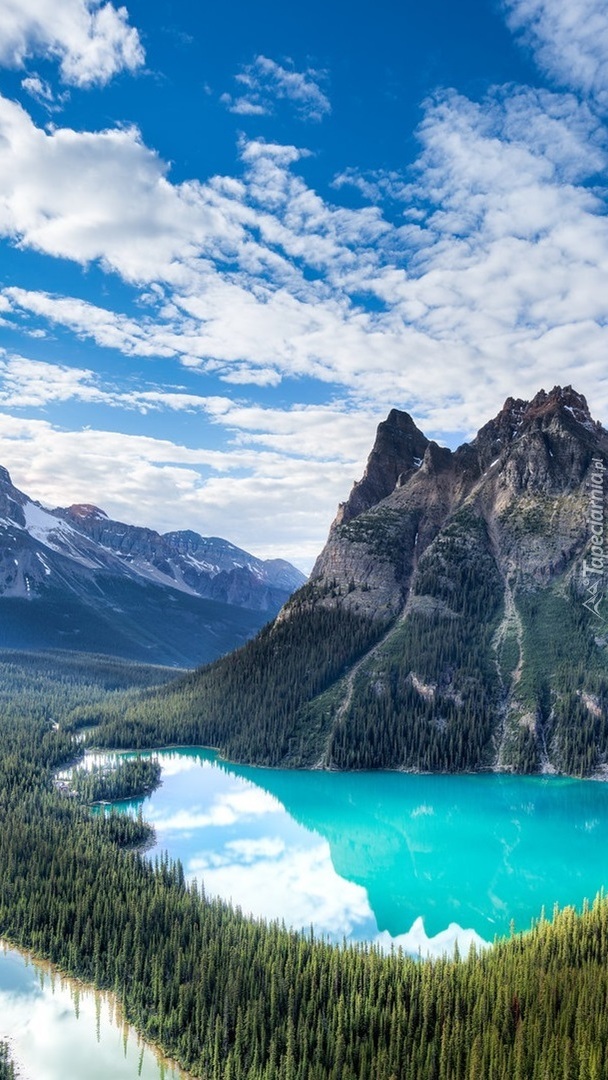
[0,468,305,667]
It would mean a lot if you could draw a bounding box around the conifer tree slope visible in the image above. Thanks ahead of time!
[97,386,608,776]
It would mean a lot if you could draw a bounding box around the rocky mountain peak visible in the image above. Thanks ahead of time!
[306,386,608,627]
[472,385,603,476]
[0,466,12,487]
[335,408,429,526]
[264,386,608,776]
[523,385,594,427]
[65,504,109,520]
[420,441,453,473]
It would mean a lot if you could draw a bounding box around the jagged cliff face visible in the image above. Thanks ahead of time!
[0,472,305,666]
[280,386,608,775]
[311,386,604,618]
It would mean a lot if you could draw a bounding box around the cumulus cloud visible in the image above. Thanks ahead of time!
[3,51,608,567]
[504,0,608,109]
[0,395,375,567]
[219,92,268,117]
[0,0,144,87]
[332,167,410,203]
[0,96,240,281]
[221,54,331,122]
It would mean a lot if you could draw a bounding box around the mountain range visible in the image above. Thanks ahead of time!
[0,467,305,667]
[98,385,608,778]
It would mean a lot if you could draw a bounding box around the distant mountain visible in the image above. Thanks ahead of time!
[0,468,305,667]
[100,386,608,777]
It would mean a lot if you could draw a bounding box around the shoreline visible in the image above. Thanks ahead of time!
[85,740,608,782]
[0,939,192,1080]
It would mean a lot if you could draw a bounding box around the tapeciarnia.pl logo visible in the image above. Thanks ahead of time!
[582,457,606,620]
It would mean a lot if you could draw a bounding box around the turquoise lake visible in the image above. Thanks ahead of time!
[86,748,608,955]
[8,751,608,1077]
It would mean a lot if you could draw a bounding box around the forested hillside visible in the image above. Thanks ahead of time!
[90,601,387,763]
[3,653,608,1077]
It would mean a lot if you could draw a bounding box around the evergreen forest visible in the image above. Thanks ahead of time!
[3,649,608,1077]
[67,755,162,803]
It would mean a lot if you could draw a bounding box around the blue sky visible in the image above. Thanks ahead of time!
[0,0,607,570]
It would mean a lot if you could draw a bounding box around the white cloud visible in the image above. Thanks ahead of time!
[0,349,211,412]
[20,73,65,111]
[0,353,105,407]
[5,287,182,358]
[0,405,374,568]
[0,0,144,87]
[0,351,217,415]
[201,399,379,461]
[332,167,409,203]
[0,96,241,282]
[222,54,331,122]
[219,91,269,117]
[504,0,608,109]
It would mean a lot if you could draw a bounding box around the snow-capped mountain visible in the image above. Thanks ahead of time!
[0,466,305,667]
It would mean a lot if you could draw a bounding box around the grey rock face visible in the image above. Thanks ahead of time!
[305,385,608,619]
[335,408,430,526]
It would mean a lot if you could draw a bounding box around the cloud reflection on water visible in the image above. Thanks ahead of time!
[188,837,374,939]
[0,946,184,1080]
[101,750,535,954]
[147,785,282,833]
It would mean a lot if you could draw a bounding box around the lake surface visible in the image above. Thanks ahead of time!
[10,752,608,1076]
[85,748,608,955]
[0,942,187,1080]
